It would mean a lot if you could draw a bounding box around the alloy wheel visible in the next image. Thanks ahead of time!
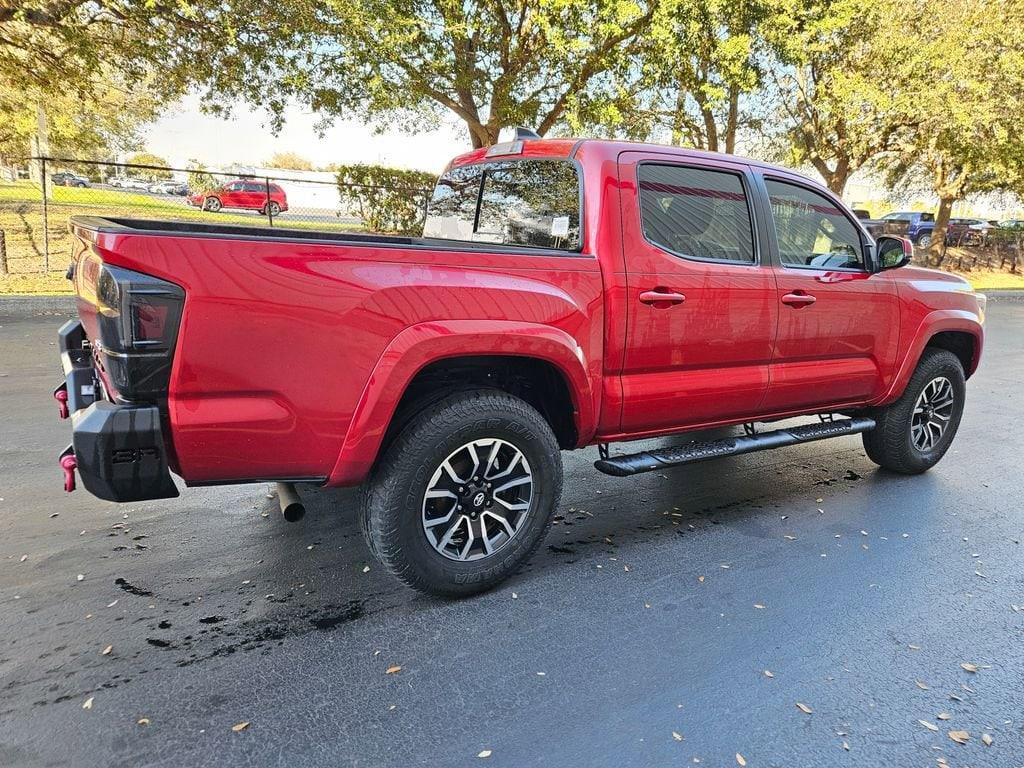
[421,438,533,562]
[911,376,955,451]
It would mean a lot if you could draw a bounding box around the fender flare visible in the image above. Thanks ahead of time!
[877,309,983,404]
[327,319,597,486]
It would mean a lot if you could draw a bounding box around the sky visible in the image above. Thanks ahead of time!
[141,94,470,174]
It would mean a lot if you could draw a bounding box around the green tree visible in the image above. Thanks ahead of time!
[186,160,218,194]
[126,153,173,179]
[266,152,315,171]
[607,0,772,153]
[880,0,1024,262]
[194,0,655,148]
[0,70,161,165]
[766,0,924,195]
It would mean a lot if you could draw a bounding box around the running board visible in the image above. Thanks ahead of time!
[594,417,876,477]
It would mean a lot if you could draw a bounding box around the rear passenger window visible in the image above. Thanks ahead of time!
[424,160,581,251]
[765,179,865,269]
[638,164,755,263]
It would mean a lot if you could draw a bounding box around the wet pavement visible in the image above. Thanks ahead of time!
[1,301,1022,767]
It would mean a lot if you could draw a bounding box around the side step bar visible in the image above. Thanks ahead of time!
[594,417,876,477]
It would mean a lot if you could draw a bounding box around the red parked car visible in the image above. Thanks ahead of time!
[187,179,287,215]
[55,134,984,597]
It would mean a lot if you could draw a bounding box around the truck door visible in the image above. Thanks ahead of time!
[616,151,778,433]
[755,173,900,411]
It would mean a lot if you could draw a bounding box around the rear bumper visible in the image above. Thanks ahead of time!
[56,320,178,502]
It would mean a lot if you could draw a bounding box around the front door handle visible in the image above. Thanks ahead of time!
[639,290,686,306]
[781,292,816,307]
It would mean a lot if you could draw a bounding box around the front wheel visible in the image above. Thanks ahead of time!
[863,348,965,474]
[203,196,222,212]
[262,201,281,216]
[916,232,933,247]
[361,390,563,597]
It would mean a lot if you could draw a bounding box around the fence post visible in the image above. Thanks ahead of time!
[265,177,273,227]
[0,229,7,276]
[41,156,50,271]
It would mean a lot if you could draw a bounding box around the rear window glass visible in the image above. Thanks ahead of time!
[424,160,581,251]
[638,164,755,263]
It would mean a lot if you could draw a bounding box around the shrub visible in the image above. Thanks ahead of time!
[334,164,435,235]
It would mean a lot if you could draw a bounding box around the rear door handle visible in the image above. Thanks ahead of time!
[639,290,686,306]
[781,292,816,307]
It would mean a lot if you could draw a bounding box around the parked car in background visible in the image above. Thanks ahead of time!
[995,219,1024,231]
[148,180,189,196]
[878,211,936,246]
[945,218,990,246]
[187,179,288,215]
[51,172,90,188]
[122,178,152,192]
[851,208,872,221]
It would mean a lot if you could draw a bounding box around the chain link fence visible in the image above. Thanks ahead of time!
[0,158,433,278]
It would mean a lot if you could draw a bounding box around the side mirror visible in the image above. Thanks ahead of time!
[875,235,913,271]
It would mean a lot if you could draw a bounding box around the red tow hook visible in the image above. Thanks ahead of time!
[60,453,78,493]
[54,387,69,419]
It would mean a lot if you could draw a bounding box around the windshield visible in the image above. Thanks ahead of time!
[424,159,581,251]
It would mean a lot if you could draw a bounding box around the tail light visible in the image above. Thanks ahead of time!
[92,263,185,402]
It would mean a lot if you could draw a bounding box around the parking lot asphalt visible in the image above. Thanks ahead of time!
[1,302,1022,768]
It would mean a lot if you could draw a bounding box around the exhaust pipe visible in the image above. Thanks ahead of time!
[276,482,305,522]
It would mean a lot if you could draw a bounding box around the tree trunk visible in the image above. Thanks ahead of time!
[723,88,739,155]
[928,195,956,266]
[30,102,50,191]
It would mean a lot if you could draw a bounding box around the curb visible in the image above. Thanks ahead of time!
[0,295,76,315]
[980,289,1024,301]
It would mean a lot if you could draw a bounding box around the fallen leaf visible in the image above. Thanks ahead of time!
[672,731,683,741]
[918,720,939,732]
[385,665,402,674]
[76,574,85,582]
[796,702,813,714]
[698,576,705,583]
[137,718,150,726]
[101,645,112,656]
[936,713,951,721]
[19,554,28,562]
[232,721,250,732]
[82,697,94,710]
[511,592,518,599]
[736,753,747,766]
[908,644,921,650]
[960,663,978,673]
[981,733,993,746]
[361,565,370,573]
[915,680,930,690]
[784,535,797,541]
[948,730,970,745]
[841,741,850,751]
[754,603,765,610]
[763,670,774,678]
[478,750,492,758]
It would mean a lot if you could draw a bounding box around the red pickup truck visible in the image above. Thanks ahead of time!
[55,136,985,596]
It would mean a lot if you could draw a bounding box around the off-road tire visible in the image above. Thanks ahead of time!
[863,348,965,474]
[360,389,562,597]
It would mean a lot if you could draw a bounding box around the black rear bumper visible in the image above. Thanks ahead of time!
[57,320,178,502]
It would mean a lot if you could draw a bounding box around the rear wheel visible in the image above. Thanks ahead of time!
[361,389,562,597]
[863,348,965,474]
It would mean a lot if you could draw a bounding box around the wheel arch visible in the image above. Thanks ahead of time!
[879,311,983,404]
[327,320,597,486]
